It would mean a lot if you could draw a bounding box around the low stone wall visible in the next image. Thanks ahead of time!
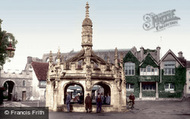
[136,97,183,101]
[57,104,121,112]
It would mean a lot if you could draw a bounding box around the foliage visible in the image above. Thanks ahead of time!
[142,91,156,97]
[123,50,186,98]
[159,91,182,98]
[140,53,158,68]
[123,51,140,75]
[0,20,17,67]
[139,76,159,82]
[159,66,186,98]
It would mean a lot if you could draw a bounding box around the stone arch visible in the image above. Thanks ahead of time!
[63,81,85,104]
[3,80,16,100]
[92,81,111,105]
[45,57,49,62]
[2,79,16,87]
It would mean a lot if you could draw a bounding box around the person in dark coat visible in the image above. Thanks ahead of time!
[79,93,84,104]
[96,93,102,113]
[0,88,4,105]
[129,93,135,109]
[66,92,71,112]
[85,93,92,113]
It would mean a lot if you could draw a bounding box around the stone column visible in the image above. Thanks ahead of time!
[139,82,142,99]
[53,90,58,111]
[156,82,159,99]
[46,81,51,108]
[56,81,62,107]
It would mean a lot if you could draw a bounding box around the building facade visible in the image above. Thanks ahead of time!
[124,47,187,100]
[0,56,48,101]
[46,2,126,112]
[0,69,32,101]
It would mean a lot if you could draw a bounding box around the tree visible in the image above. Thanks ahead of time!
[0,19,17,68]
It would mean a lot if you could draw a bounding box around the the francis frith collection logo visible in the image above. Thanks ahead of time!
[143,9,180,31]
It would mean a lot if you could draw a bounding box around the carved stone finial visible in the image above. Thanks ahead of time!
[107,56,110,64]
[57,48,61,59]
[120,53,123,63]
[49,51,53,63]
[85,2,89,18]
[61,55,65,63]
[115,47,118,67]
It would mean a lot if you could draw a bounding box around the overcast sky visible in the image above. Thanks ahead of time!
[1,0,190,71]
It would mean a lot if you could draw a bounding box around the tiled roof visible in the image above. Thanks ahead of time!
[31,62,49,81]
[178,57,186,67]
[186,61,190,68]
[160,49,185,67]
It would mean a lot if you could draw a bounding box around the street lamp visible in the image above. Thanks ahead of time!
[0,19,15,58]
[6,38,15,58]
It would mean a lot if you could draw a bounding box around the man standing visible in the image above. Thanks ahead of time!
[129,93,135,109]
[96,93,102,113]
[106,94,110,105]
[85,93,92,113]
[66,92,71,112]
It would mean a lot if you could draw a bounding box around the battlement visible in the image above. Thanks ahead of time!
[0,69,32,79]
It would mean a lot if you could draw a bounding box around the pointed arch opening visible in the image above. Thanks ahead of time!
[92,82,111,105]
[64,82,84,104]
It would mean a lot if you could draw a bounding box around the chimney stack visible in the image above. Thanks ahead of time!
[156,46,161,62]
[140,47,144,61]
[178,51,183,58]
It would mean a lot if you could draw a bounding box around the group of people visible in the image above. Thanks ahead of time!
[96,93,110,113]
[65,92,111,113]
[66,92,135,112]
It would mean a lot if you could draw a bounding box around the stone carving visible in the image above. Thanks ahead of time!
[86,65,92,91]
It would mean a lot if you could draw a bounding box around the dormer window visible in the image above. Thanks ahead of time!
[124,62,135,76]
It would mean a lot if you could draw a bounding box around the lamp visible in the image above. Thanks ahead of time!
[6,38,15,58]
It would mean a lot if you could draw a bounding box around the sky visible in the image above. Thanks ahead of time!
[0,0,190,72]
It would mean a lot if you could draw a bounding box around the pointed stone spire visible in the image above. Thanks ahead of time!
[115,47,118,67]
[49,51,53,63]
[61,55,65,63]
[85,2,89,18]
[57,48,61,59]
[120,53,123,63]
[82,2,93,49]
[107,56,110,64]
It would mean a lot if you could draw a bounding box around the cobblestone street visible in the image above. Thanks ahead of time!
[49,99,190,119]
[1,99,190,119]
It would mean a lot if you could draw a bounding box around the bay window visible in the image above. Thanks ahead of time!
[124,62,135,76]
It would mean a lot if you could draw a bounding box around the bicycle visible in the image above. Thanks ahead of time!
[127,100,133,109]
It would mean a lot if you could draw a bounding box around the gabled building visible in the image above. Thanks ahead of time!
[124,47,187,100]
[159,50,186,98]
[124,47,160,99]
[185,61,190,97]
[31,61,48,101]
